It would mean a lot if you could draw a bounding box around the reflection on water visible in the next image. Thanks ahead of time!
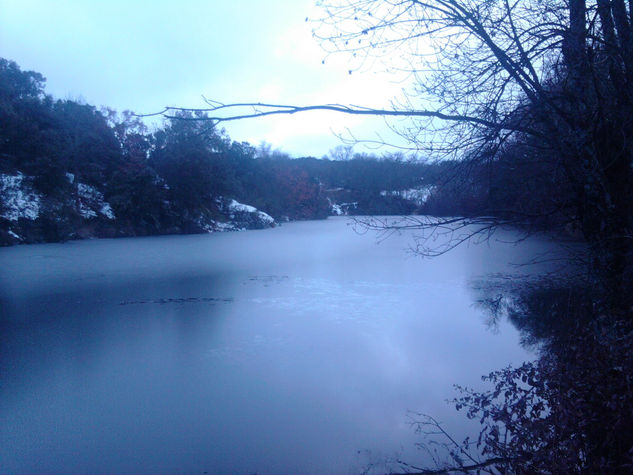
[452,273,633,473]
[0,218,551,474]
[471,274,596,348]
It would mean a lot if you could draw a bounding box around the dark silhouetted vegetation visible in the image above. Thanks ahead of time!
[0,58,436,245]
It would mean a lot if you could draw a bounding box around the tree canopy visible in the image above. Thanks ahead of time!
[0,57,437,243]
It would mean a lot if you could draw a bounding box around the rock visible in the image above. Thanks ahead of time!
[215,198,276,231]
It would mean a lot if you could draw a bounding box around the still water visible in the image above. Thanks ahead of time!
[1,218,545,474]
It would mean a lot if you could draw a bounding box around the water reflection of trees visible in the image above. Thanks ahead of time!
[401,277,633,474]
[474,276,597,349]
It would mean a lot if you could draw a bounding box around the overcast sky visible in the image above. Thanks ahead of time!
[0,0,411,157]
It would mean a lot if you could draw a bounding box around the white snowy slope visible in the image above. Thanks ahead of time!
[76,183,115,220]
[226,199,275,226]
[0,173,41,221]
[380,185,435,205]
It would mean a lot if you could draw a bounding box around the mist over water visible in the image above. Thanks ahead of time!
[0,218,549,474]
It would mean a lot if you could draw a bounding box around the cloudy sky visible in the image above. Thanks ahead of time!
[0,0,411,157]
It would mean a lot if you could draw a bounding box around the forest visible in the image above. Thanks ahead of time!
[0,56,568,248]
[0,57,441,245]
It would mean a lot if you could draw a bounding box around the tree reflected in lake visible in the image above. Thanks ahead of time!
[474,275,597,349]
[411,276,633,473]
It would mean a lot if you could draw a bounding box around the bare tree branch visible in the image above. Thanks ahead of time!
[138,101,542,137]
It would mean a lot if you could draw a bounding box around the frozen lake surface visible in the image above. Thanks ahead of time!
[0,217,545,474]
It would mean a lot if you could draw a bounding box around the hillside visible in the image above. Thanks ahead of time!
[0,58,434,245]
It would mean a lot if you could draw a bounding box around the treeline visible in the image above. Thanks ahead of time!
[0,56,580,247]
[421,150,573,233]
[0,58,435,245]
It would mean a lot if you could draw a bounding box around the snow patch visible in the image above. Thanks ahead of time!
[217,198,275,229]
[228,199,257,214]
[329,202,358,215]
[76,183,115,220]
[380,185,435,205]
[0,173,41,221]
[227,199,274,225]
[195,216,243,233]
[100,203,115,219]
[255,210,275,225]
[213,221,242,231]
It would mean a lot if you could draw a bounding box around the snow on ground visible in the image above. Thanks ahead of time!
[213,221,242,231]
[380,185,435,205]
[0,173,41,221]
[254,210,275,225]
[228,199,257,214]
[198,198,276,233]
[0,173,115,223]
[331,202,358,215]
[76,183,115,219]
[195,216,243,233]
[100,203,115,219]
[227,199,275,225]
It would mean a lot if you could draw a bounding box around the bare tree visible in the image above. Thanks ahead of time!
[145,1,568,157]
[144,1,633,310]
[139,4,633,471]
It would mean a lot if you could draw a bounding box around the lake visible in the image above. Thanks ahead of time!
[0,217,546,474]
